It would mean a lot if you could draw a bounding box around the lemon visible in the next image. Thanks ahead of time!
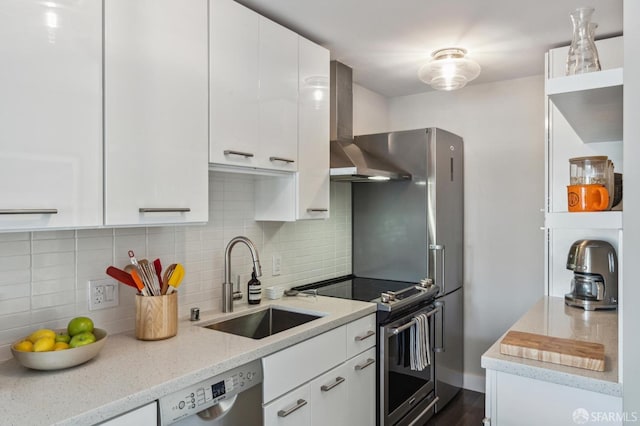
[33,336,55,352]
[14,340,33,352]
[53,342,70,351]
[28,329,56,344]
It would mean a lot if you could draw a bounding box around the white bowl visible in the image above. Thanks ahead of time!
[265,286,284,300]
[11,328,108,371]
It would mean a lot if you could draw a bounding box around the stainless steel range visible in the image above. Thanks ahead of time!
[295,275,442,425]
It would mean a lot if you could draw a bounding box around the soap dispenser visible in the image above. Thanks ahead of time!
[248,269,261,305]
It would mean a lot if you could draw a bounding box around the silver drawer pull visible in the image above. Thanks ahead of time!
[306,208,329,212]
[277,399,308,418]
[0,209,58,215]
[224,150,254,158]
[139,208,191,213]
[320,376,345,392]
[355,358,375,371]
[354,330,375,341]
[269,156,295,163]
[408,397,439,426]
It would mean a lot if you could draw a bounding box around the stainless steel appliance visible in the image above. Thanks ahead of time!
[565,239,618,310]
[351,127,464,420]
[159,359,263,425]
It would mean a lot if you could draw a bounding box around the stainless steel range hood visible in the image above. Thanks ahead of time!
[329,61,410,182]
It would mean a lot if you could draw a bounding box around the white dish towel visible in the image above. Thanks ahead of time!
[409,313,431,371]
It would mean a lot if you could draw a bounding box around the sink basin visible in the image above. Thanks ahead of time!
[203,307,322,339]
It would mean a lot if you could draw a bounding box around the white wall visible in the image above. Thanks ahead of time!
[0,174,352,361]
[388,75,546,392]
[623,0,640,413]
[353,83,390,135]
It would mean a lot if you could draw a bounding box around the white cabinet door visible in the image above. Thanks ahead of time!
[104,0,209,226]
[346,347,377,426]
[210,0,298,172]
[258,18,298,172]
[263,384,311,426]
[209,0,260,168]
[100,401,157,425]
[0,0,102,230]
[310,363,350,426]
[486,370,623,426]
[297,37,330,220]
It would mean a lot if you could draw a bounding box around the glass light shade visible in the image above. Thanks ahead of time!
[418,48,481,91]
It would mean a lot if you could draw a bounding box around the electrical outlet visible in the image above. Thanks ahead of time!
[88,279,119,311]
[272,254,282,276]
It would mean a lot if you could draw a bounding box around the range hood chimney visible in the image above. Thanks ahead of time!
[329,61,411,182]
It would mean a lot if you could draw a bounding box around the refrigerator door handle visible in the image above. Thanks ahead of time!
[429,244,446,294]
[433,300,445,352]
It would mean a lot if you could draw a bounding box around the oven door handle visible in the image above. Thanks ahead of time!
[388,306,440,335]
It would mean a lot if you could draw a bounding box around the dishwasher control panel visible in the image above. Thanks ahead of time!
[159,359,263,424]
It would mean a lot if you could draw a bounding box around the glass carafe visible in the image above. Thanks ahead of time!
[566,8,601,75]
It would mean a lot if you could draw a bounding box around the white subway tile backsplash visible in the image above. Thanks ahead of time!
[0,173,351,361]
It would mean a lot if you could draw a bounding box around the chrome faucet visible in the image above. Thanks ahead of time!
[223,236,262,312]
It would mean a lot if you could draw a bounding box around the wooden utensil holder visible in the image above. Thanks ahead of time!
[135,292,177,341]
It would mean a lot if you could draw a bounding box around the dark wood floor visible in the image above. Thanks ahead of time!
[424,389,485,426]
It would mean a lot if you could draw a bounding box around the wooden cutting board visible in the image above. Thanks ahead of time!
[500,330,605,372]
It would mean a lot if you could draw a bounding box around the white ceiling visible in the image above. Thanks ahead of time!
[235,0,623,97]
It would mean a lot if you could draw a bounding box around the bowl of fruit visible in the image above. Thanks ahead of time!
[11,317,107,370]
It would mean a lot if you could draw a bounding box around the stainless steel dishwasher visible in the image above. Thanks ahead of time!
[159,359,263,425]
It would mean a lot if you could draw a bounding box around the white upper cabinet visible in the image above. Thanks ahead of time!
[104,0,209,226]
[210,0,260,168]
[258,18,299,171]
[297,37,330,220]
[210,0,299,172]
[0,0,102,230]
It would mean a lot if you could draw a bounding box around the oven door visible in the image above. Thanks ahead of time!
[380,304,440,426]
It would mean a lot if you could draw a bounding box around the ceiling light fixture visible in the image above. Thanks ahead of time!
[418,48,481,91]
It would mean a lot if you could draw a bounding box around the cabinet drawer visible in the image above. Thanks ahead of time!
[346,313,377,358]
[262,326,346,403]
[263,384,311,426]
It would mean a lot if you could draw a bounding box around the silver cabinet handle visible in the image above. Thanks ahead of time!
[139,208,191,213]
[269,156,295,163]
[354,358,375,371]
[0,209,58,215]
[320,376,345,392]
[354,330,375,341]
[408,396,439,426]
[307,208,329,212]
[224,150,254,158]
[429,244,446,294]
[277,399,308,418]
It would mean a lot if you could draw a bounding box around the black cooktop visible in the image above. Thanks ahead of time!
[294,275,421,303]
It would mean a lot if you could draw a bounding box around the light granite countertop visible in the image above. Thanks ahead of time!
[0,296,376,426]
[481,296,620,397]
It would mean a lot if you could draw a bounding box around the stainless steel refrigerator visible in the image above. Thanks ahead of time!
[352,127,464,412]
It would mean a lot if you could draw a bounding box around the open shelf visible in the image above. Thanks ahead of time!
[545,211,622,230]
[546,68,623,143]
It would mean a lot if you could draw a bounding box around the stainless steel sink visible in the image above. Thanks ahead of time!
[203,307,322,339]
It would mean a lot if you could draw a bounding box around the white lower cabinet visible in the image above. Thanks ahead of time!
[99,401,157,425]
[485,370,623,426]
[264,383,312,426]
[345,347,377,426]
[310,363,350,426]
[262,314,377,426]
